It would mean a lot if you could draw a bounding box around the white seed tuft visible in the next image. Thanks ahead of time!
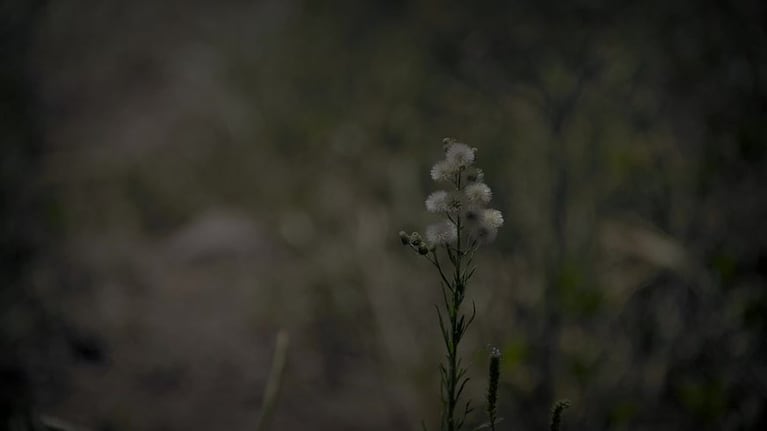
[425,190,450,213]
[430,159,459,182]
[464,183,492,205]
[445,142,476,168]
[425,220,458,245]
[481,209,504,229]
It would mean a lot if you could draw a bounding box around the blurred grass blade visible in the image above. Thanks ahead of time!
[471,418,503,431]
[39,416,90,431]
[255,329,290,431]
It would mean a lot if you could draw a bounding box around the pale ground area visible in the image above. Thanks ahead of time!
[42,207,426,430]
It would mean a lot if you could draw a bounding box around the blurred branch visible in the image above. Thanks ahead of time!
[600,219,692,276]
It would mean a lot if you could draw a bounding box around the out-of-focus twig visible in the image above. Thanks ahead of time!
[254,329,290,431]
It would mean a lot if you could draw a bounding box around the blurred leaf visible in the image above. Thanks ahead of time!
[676,380,727,421]
[501,339,530,370]
[609,401,639,425]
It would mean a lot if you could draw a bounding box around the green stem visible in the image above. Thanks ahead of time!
[442,170,470,431]
[447,214,465,431]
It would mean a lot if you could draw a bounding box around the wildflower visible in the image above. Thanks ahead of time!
[430,159,458,182]
[481,209,504,229]
[426,190,463,214]
[445,142,476,168]
[425,221,458,245]
[470,209,503,243]
[464,183,492,205]
[425,190,450,213]
[445,192,463,214]
[399,138,506,431]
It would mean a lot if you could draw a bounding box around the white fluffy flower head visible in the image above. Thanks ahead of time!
[464,183,492,205]
[425,190,449,213]
[481,209,504,229]
[467,209,503,244]
[430,159,458,182]
[401,139,503,253]
[445,141,476,168]
[425,220,458,245]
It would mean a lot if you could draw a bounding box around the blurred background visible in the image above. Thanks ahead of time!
[2,0,766,429]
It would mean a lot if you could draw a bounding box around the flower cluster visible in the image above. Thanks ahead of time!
[398,138,505,431]
[402,138,503,250]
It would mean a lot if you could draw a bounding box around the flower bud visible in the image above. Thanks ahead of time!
[398,231,410,245]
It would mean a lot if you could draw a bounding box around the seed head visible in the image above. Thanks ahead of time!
[430,159,459,182]
[481,209,504,229]
[425,220,458,245]
[445,142,476,168]
[464,183,492,205]
[425,190,450,213]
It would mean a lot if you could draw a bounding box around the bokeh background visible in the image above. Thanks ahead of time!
[2,0,766,430]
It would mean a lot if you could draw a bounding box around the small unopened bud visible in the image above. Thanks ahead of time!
[417,244,430,255]
[399,231,410,245]
[410,232,423,246]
